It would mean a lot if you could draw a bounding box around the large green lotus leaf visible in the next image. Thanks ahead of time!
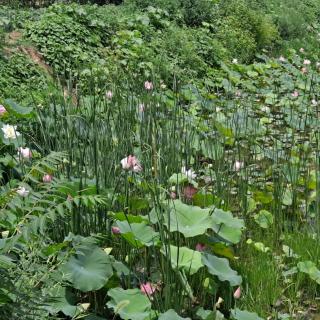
[45,286,80,317]
[158,309,191,320]
[211,208,244,244]
[231,308,264,320]
[107,288,151,320]
[168,173,189,185]
[254,210,273,229]
[116,220,159,248]
[161,245,203,275]
[62,246,113,292]
[202,253,242,286]
[297,260,320,284]
[165,200,212,237]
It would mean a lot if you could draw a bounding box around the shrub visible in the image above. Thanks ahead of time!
[25,9,102,77]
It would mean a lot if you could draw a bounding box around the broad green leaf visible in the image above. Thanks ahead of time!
[254,210,273,229]
[211,208,244,244]
[168,173,188,185]
[297,260,320,284]
[45,286,80,317]
[282,188,293,206]
[202,253,242,286]
[158,309,191,320]
[161,245,203,275]
[4,99,33,117]
[231,308,264,320]
[107,288,151,320]
[165,200,212,237]
[116,221,159,248]
[62,246,113,292]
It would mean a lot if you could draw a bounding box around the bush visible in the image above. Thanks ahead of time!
[214,0,279,61]
[25,8,102,77]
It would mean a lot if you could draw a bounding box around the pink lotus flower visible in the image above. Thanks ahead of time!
[183,185,197,200]
[144,81,153,90]
[170,192,177,199]
[112,226,121,234]
[299,48,305,53]
[303,59,311,65]
[0,105,7,116]
[140,282,156,295]
[195,243,206,252]
[18,147,32,159]
[301,67,308,74]
[106,90,113,99]
[291,90,299,98]
[278,56,286,62]
[234,287,241,299]
[120,155,142,173]
[43,174,53,183]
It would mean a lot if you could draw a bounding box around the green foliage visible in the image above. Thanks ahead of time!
[0,54,49,104]
[25,6,102,77]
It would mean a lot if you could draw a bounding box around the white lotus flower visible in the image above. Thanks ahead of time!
[181,166,197,180]
[234,161,244,171]
[16,186,29,197]
[2,124,20,139]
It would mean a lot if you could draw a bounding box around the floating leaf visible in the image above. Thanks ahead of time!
[161,245,203,275]
[62,246,113,292]
[107,288,151,320]
[158,309,191,320]
[231,308,264,320]
[202,253,242,286]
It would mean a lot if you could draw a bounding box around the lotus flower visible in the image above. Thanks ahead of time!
[234,161,244,171]
[303,59,311,65]
[43,174,53,183]
[195,243,206,252]
[232,58,238,64]
[183,185,198,200]
[0,105,7,116]
[16,186,29,197]
[106,90,113,99]
[112,226,121,234]
[144,81,153,90]
[215,297,224,308]
[234,286,241,299]
[140,282,156,295]
[181,166,197,180]
[120,155,142,173]
[2,124,20,139]
[299,47,305,53]
[278,56,286,62]
[291,90,299,98]
[18,147,32,159]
